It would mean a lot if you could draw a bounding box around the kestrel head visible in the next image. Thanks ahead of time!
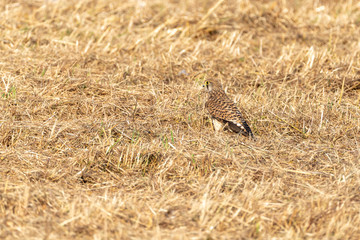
[202,80,221,92]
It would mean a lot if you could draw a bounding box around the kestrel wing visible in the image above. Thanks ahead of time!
[206,89,254,137]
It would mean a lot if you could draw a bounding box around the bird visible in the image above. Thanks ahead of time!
[202,80,254,138]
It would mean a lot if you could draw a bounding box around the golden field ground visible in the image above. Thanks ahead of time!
[1,0,360,239]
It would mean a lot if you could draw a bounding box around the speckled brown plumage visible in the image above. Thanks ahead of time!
[203,80,254,138]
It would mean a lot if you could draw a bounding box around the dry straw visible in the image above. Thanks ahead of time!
[1,0,360,239]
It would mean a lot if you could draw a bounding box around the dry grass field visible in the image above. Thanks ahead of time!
[1,0,360,239]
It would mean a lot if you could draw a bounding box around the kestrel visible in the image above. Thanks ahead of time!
[202,80,254,138]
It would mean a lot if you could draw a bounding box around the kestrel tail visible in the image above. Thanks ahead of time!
[203,80,254,138]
